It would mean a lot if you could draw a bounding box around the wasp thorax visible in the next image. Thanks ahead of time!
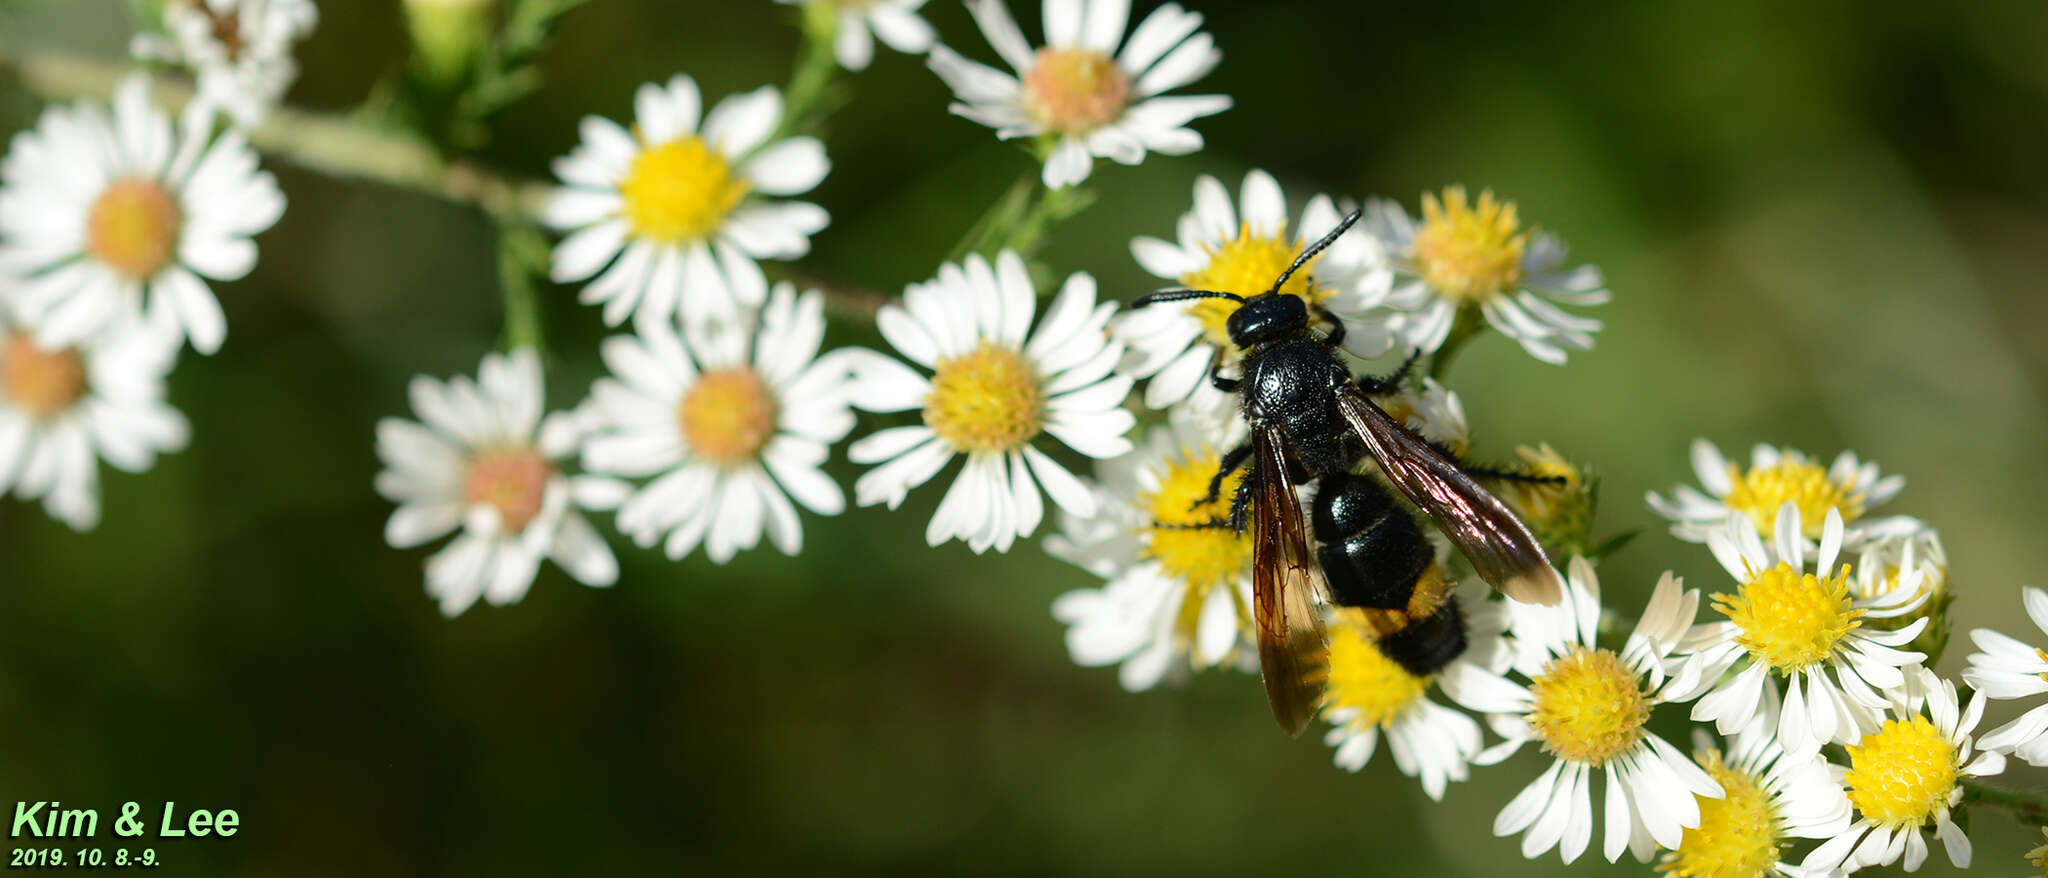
[1023,47,1130,133]
[1,333,87,418]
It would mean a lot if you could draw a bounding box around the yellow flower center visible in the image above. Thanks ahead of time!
[1713,561,1860,673]
[1843,715,1960,828]
[1141,446,1252,592]
[679,367,779,466]
[87,179,182,279]
[1722,459,1863,537]
[1659,751,1781,878]
[619,136,750,244]
[1323,608,1430,727]
[2025,827,2048,878]
[1409,186,1527,304]
[923,341,1044,454]
[1022,47,1130,133]
[463,446,551,532]
[1527,645,1649,765]
[1,333,87,418]
[1179,223,1328,350]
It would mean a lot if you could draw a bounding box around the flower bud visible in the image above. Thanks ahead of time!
[405,0,496,86]
[1494,443,1596,558]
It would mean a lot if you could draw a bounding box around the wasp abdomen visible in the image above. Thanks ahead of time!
[1312,473,1434,610]
[1377,599,1467,677]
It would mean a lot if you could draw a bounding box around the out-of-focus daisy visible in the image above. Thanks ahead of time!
[845,249,1134,553]
[1044,416,1252,690]
[1117,170,1389,426]
[1440,558,1722,864]
[375,349,623,617]
[1322,581,1508,801]
[545,74,829,328]
[1648,440,1916,550]
[580,284,855,563]
[1963,586,2048,767]
[1803,667,2003,874]
[927,0,1231,188]
[1670,503,1927,759]
[1361,186,1608,365]
[0,306,187,531]
[777,0,937,71]
[131,0,319,130]
[1655,697,1854,878]
[0,74,285,355]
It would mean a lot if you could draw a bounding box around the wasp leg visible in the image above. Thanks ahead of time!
[1355,347,1423,395]
[1318,310,1347,349]
[1194,442,1253,512]
[1152,517,1231,531]
[1206,346,1240,393]
[1464,464,1569,486]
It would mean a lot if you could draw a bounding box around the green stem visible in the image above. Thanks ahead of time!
[1427,305,1483,381]
[770,0,843,145]
[1964,780,2048,826]
[496,222,549,354]
[1003,182,1095,258]
[946,173,1037,263]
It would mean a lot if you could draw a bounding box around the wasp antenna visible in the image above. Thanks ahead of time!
[1129,289,1246,309]
[1268,208,1364,295]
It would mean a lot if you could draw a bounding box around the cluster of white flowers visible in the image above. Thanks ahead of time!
[74,4,2012,873]
[0,49,289,529]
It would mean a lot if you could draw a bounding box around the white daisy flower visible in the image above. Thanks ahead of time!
[0,74,285,356]
[1670,504,1928,760]
[1656,693,1854,878]
[131,0,319,130]
[1962,586,2048,767]
[580,283,855,563]
[1439,558,1722,864]
[1648,439,1917,550]
[545,74,830,329]
[845,249,1134,553]
[1321,581,1509,801]
[375,348,623,617]
[1361,186,1608,365]
[927,0,1231,189]
[1116,169,1390,428]
[1044,415,1252,691]
[776,0,937,71]
[1803,667,2004,874]
[0,305,187,531]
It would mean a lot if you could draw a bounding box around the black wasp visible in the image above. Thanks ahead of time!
[1128,209,1565,737]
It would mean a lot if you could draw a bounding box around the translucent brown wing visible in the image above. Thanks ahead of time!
[1334,389,1565,607]
[1249,425,1328,737]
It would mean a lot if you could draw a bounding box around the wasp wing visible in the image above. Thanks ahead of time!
[1249,425,1328,738]
[1334,388,1565,606]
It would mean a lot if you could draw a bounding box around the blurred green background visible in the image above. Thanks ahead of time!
[6,0,2048,874]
